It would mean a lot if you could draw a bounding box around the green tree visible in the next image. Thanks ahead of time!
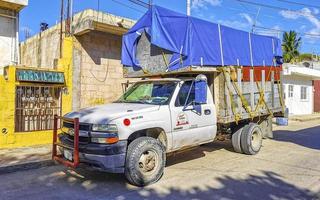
[282,31,302,63]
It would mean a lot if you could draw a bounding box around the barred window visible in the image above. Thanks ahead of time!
[300,86,308,101]
[15,86,62,132]
[288,85,294,98]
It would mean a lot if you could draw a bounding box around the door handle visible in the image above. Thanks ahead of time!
[204,109,211,115]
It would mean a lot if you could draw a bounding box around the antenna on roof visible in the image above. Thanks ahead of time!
[251,7,260,33]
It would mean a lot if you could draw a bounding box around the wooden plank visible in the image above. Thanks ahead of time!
[250,69,254,110]
[225,68,232,117]
[237,68,242,114]
[213,72,221,117]
[271,71,275,107]
[261,70,266,103]
[217,107,283,124]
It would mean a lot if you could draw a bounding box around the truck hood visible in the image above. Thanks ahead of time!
[64,103,160,124]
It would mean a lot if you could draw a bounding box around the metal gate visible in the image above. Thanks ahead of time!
[15,86,62,132]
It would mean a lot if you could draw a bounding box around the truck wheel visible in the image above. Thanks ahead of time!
[231,127,243,153]
[125,137,166,187]
[240,123,263,155]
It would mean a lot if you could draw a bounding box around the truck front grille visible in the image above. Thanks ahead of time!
[65,134,90,144]
[63,121,91,131]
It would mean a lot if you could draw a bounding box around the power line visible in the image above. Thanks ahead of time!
[129,0,151,8]
[255,25,320,38]
[234,0,317,17]
[111,0,145,13]
[276,0,320,10]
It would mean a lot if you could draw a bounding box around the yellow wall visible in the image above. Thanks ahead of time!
[0,37,73,148]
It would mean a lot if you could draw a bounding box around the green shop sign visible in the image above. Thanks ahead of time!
[16,69,65,84]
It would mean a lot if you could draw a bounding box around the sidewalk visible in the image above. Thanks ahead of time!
[0,144,53,174]
[289,113,320,122]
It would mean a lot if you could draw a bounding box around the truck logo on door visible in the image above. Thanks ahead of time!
[176,112,189,126]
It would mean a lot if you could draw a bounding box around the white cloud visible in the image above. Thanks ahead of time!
[218,13,258,31]
[218,19,251,30]
[279,10,299,19]
[255,25,282,38]
[279,7,320,43]
[192,0,222,9]
[239,13,254,25]
[300,25,306,31]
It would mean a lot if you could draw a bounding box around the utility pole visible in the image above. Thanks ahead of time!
[187,0,191,16]
[60,0,64,59]
[66,0,71,35]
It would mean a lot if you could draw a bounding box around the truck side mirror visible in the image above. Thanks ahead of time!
[194,74,207,104]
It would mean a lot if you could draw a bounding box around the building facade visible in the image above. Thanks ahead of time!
[282,63,320,115]
[0,0,28,72]
[0,9,136,148]
[21,9,136,110]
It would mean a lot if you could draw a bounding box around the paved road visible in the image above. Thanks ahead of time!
[1,120,320,200]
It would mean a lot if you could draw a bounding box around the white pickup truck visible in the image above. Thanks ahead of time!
[56,73,280,186]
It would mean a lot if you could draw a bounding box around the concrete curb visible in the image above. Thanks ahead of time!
[290,116,320,122]
[0,159,54,175]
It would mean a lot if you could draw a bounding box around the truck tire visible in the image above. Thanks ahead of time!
[231,127,243,153]
[240,123,263,155]
[125,137,166,187]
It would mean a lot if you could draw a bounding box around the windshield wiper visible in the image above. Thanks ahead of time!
[115,100,147,104]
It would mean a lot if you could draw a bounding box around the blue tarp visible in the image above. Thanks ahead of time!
[121,5,282,71]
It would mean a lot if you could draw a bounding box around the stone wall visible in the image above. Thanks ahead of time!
[20,25,60,68]
[75,30,135,108]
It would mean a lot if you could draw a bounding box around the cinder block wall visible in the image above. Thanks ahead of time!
[20,25,60,68]
[75,31,133,108]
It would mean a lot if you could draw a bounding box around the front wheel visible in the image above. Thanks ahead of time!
[125,137,166,186]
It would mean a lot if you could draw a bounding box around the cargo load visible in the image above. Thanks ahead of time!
[121,5,284,124]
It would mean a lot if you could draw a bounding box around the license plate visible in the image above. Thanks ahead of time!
[63,149,73,161]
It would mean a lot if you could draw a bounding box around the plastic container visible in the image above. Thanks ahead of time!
[276,117,288,126]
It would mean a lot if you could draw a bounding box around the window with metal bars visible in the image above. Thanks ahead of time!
[15,86,62,132]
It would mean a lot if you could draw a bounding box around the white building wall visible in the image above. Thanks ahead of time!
[0,8,18,70]
[283,75,313,115]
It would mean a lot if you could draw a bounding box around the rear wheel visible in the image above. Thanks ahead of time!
[240,123,263,155]
[231,127,243,153]
[125,137,166,187]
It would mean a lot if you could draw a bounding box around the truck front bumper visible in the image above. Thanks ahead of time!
[59,134,127,173]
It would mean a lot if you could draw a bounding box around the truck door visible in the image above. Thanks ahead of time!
[170,81,217,150]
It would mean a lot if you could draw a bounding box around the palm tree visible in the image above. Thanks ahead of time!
[282,31,302,63]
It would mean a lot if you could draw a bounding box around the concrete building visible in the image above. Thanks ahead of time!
[0,0,28,71]
[282,63,320,115]
[21,9,136,110]
[0,9,136,148]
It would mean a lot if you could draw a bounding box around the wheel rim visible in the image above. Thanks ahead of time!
[138,149,159,175]
[251,130,262,151]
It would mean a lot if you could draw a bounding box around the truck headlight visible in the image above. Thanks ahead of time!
[92,124,118,132]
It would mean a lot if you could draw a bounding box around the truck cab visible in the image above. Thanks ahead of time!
[57,75,218,186]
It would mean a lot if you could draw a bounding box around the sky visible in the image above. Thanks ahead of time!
[19,0,320,54]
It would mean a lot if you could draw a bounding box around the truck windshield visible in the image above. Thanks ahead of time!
[117,81,177,105]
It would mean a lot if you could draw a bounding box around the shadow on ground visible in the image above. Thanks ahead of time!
[166,140,233,167]
[273,125,320,150]
[3,166,318,200]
